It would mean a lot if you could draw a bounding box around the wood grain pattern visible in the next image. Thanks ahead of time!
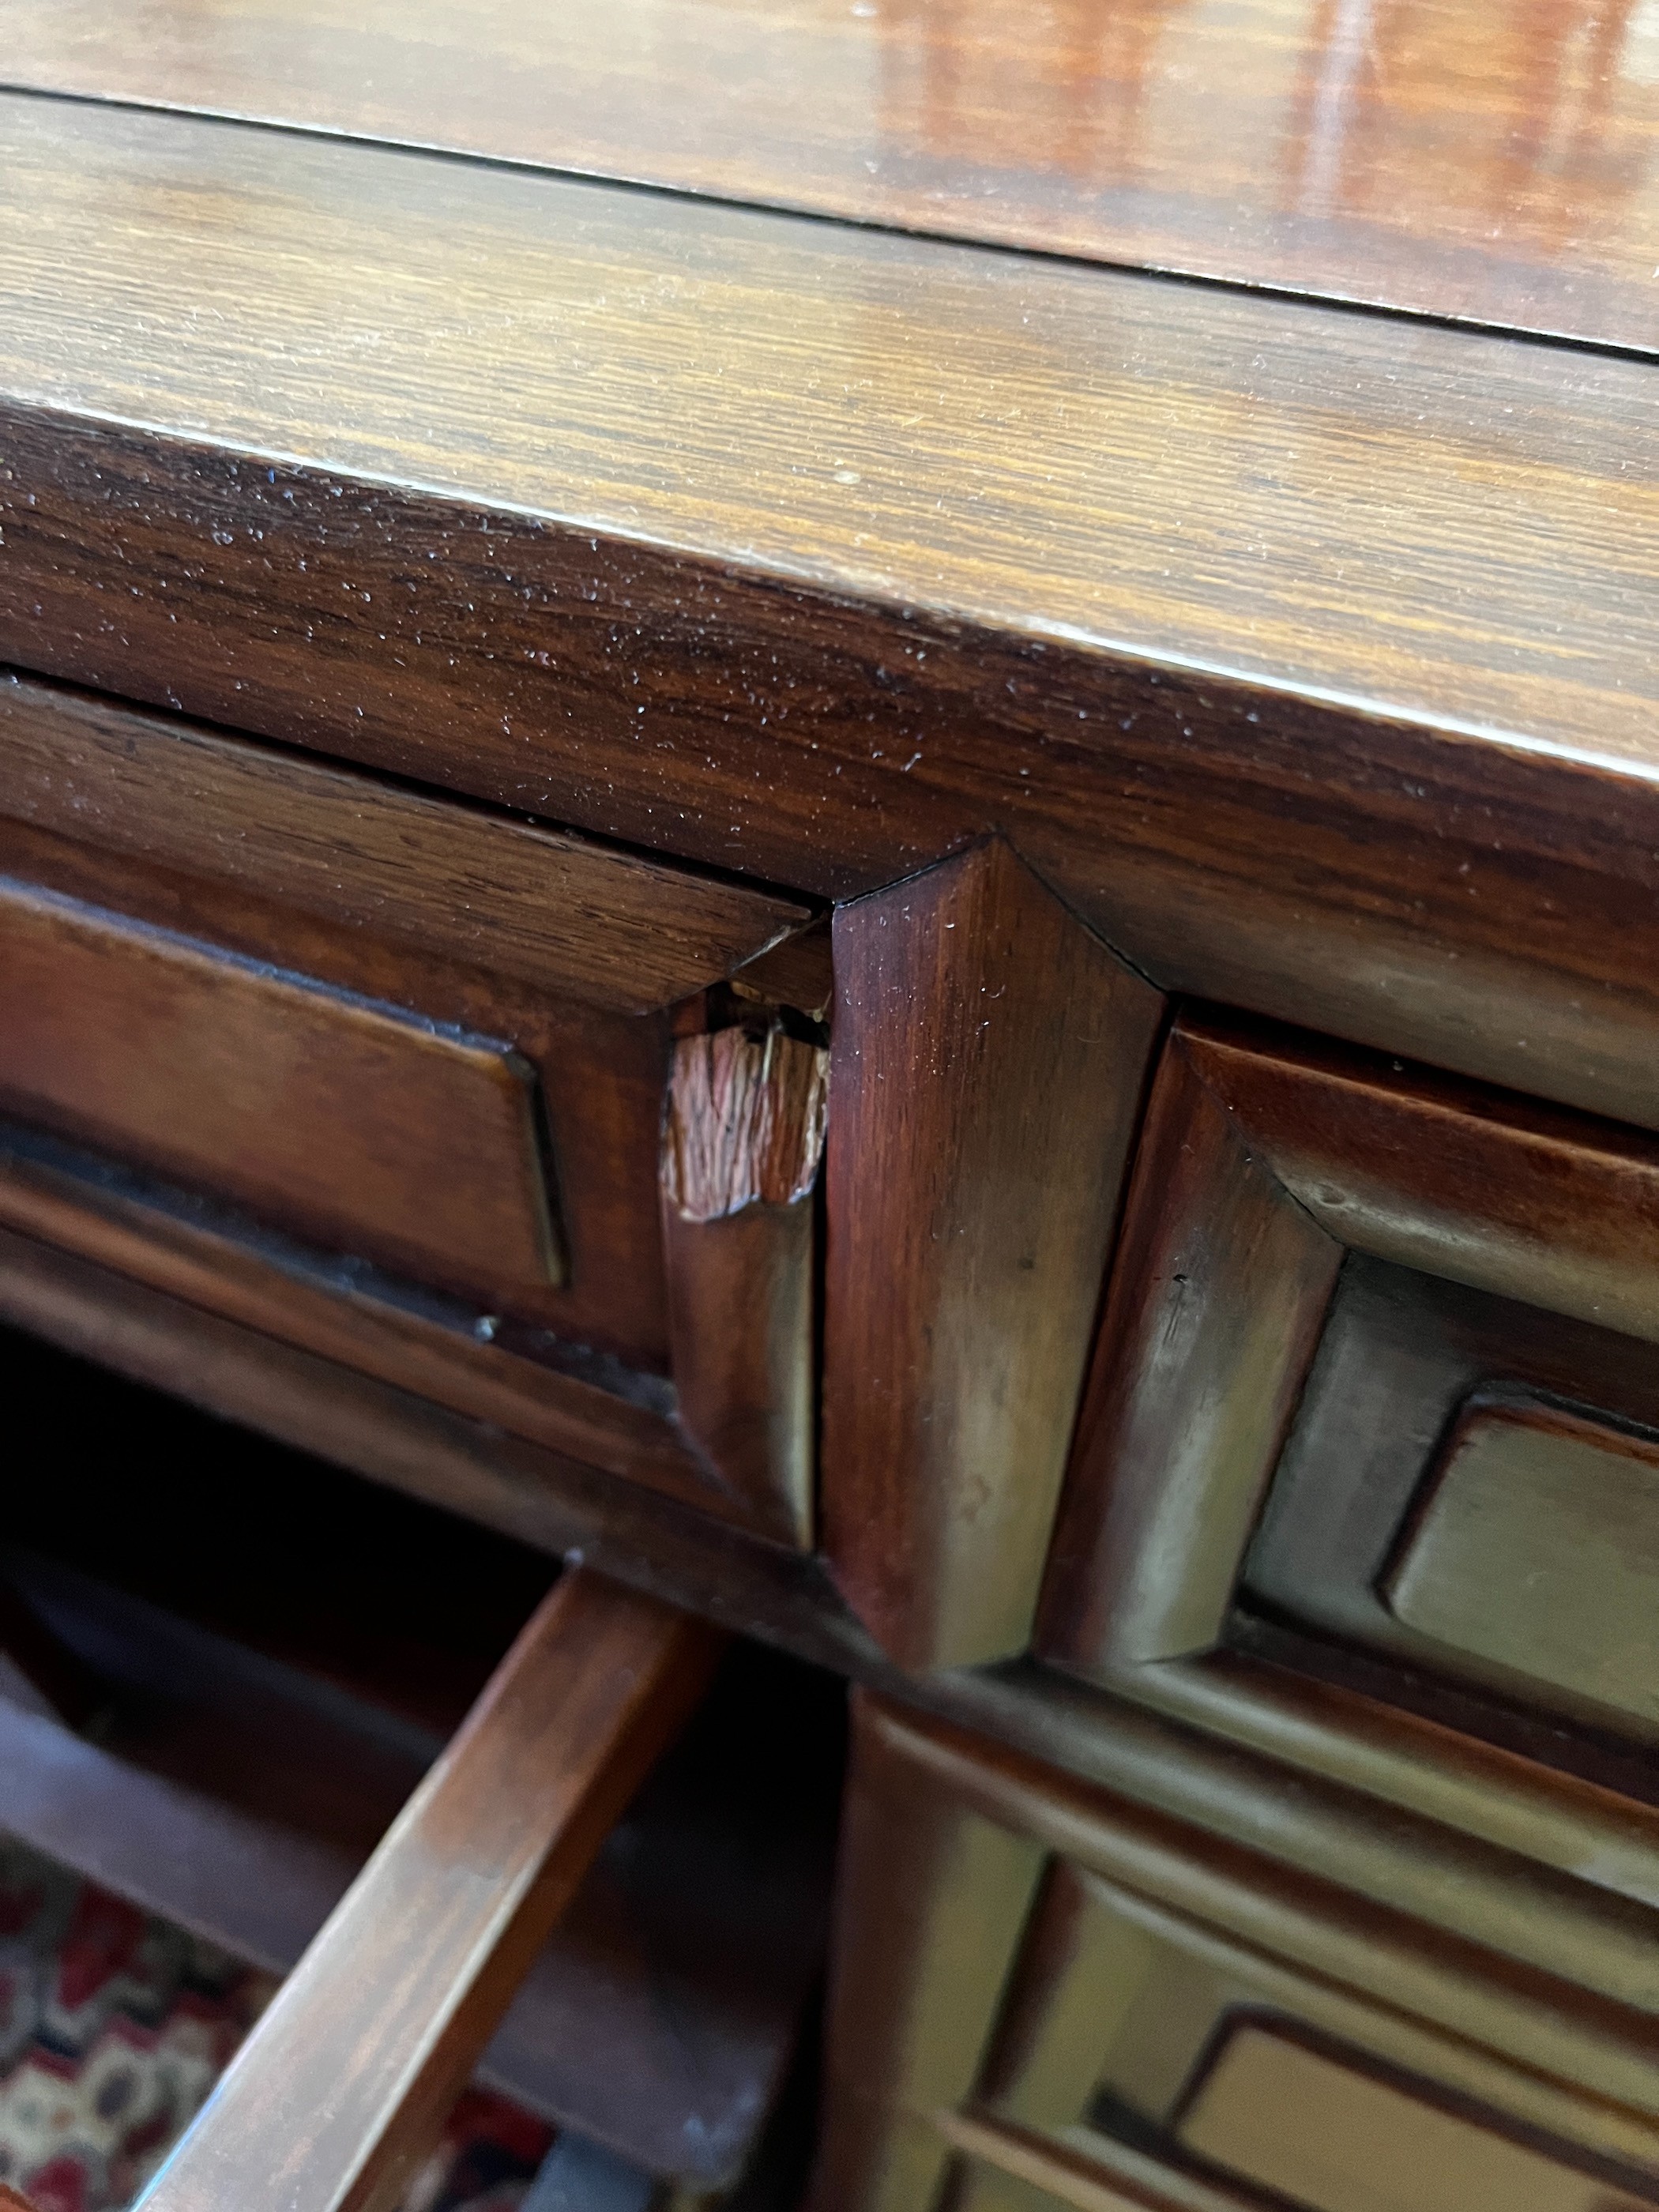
[1039,1035,1340,1670]
[822,841,1163,1671]
[1039,1010,1659,1889]
[8,103,1659,1135]
[1040,1010,1659,1671]
[3,0,1656,350]
[657,1019,825,1544]
[1183,1016,1659,1342]
[661,1198,815,1548]
[661,1026,827,1223]
[14,1209,1659,2000]
[136,1571,720,2212]
[0,1112,786,1534]
[0,674,812,1016]
[0,879,562,1301]
[0,799,676,1371]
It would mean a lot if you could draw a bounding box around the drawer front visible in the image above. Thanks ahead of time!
[813,1698,1659,2212]
[1036,1011,1659,1862]
[0,878,559,1300]
[0,674,826,1544]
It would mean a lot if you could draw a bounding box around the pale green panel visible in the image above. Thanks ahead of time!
[950,2157,1075,2212]
[852,2110,960,2212]
[889,1815,1049,2113]
[992,1867,1255,2135]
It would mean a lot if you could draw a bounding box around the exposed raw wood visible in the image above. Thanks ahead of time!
[0,673,814,1016]
[0,1122,745,1528]
[661,1025,827,1224]
[135,1571,721,2212]
[7,100,1659,1136]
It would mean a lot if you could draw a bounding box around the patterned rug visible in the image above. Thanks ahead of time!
[0,1841,555,2212]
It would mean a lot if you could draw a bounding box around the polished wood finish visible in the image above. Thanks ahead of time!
[5,0,1657,351]
[0,673,829,1544]
[658,1018,826,1540]
[0,1033,819,1545]
[810,1695,1048,2212]
[1040,1031,1341,1671]
[662,1198,815,1547]
[0,878,562,1300]
[0,796,677,1366]
[0,1117,738,1524]
[20,1248,1658,2037]
[1240,1262,1659,1762]
[137,1570,720,2212]
[0,1422,837,2195]
[9,103,1659,1140]
[1178,2022,1647,2212]
[10,13,1659,2196]
[0,674,812,1015]
[813,1695,1659,2212]
[822,841,1163,1668]
[1039,1010,1659,1883]
[980,1853,1659,2176]
[1384,1398,1659,1735]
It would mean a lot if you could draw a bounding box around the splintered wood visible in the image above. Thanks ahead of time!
[663,1025,829,1223]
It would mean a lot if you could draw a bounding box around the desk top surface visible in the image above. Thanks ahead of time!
[4,0,1658,355]
[3,9,1659,1132]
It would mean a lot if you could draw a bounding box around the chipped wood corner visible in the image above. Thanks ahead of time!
[728,920,834,1025]
[662,1023,830,1224]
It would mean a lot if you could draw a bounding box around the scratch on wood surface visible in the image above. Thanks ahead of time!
[663,1025,829,1222]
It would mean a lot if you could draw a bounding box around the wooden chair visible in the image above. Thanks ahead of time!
[0,1568,721,2212]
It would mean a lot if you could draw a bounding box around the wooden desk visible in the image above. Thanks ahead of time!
[0,3,1656,2203]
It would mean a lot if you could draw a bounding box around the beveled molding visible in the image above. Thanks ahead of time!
[0,995,829,1553]
[0,672,830,1552]
[822,839,1165,1672]
[11,91,1659,1164]
[810,1695,1659,2212]
[1036,1010,1659,1911]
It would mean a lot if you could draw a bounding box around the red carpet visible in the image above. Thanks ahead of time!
[0,1841,554,2212]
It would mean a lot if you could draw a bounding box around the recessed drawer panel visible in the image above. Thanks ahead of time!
[812,1698,1659,2212]
[1382,1398,1659,1735]
[0,877,559,1300]
[1180,2022,1626,2212]
[0,673,828,1547]
[1036,1011,1659,1871]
